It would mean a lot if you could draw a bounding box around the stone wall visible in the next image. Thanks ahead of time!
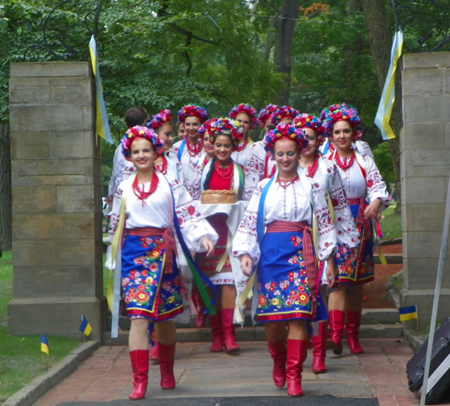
[400,52,450,328]
[8,62,106,341]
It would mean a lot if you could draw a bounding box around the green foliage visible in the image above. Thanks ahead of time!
[0,251,80,401]
[380,203,402,240]
[291,2,382,149]
[372,141,395,188]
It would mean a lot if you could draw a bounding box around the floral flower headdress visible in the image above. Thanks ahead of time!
[205,117,244,151]
[146,109,172,130]
[263,123,309,153]
[121,126,165,157]
[294,113,326,143]
[177,105,209,123]
[228,103,258,129]
[271,105,300,125]
[257,104,278,128]
[320,102,362,140]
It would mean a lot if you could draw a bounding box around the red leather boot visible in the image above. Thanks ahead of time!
[312,321,327,374]
[328,310,345,355]
[286,339,308,397]
[159,342,176,389]
[267,338,287,388]
[221,308,240,354]
[209,313,224,352]
[346,311,364,354]
[192,286,207,328]
[129,350,149,400]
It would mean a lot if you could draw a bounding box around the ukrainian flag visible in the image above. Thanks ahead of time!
[79,315,92,336]
[399,305,418,322]
[40,335,49,355]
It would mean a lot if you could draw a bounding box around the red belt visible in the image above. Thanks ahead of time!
[127,227,177,273]
[267,220,318,303]
[347,198,372,240]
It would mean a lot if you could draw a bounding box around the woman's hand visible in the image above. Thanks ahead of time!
[364,199,382,220]
[240,254,253,277]
[326,256,335,286]
[202,238,215,257]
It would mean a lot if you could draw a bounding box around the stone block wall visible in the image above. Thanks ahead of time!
[8,62,106,341]
[400,52,450,328]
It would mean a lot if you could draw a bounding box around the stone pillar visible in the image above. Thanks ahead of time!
[400,52,450,328]
[8,62,106,341]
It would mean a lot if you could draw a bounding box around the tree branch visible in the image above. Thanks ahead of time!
[167,22,220,46]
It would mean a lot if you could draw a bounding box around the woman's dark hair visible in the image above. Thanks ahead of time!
[203,156,216,191]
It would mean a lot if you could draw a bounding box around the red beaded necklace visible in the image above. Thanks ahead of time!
[234,138,248,152]
[335,151,355,171]
[155,155,168,175]
[132,172,159,202]
[186,139,202,157]
[277,175,299,189]
[214,160,234,180]
[306,155,319,178]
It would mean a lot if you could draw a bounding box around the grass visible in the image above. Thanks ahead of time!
[380,202,402,240]
[0,251,81,402]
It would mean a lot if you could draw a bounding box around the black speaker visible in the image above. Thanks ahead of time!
[407,317,450,404]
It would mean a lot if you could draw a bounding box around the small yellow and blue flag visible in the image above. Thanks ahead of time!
[79,315,92,336]
[399,305,418,322]
[40,334,49,355]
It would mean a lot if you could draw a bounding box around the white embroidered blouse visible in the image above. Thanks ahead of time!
[232,175,337,264]
[108,172,218,253]
[300,157,360,248]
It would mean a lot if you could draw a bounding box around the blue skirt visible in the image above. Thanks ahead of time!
[256,230,327,322]
[335,203,374,285]
[121,235,183,321]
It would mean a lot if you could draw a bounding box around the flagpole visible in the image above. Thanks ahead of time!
[420,173,450,406]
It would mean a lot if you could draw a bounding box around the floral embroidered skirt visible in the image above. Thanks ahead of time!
[334,203,374,285]
[196,213,234,285]
[256,230,327,322]
[121,235,183,321]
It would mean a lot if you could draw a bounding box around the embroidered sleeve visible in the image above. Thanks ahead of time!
[364,155,390,211]
[232,181,264,263]
[310,180,338,261]
[172,178,218,252]
[107,186,124,240]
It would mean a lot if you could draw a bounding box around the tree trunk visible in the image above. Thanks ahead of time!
[360,0,402,214]
[0,124,12,252]
[273,0,301,105]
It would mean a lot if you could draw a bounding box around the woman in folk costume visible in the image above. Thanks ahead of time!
[233,123,338,397]
[196,117,250,354]
[145,109,186,362]
[172,105,208,197]
[190,120,219,328]
[108,126,217,400]
[271,105,299,126]
[228,103,258,167]
[295,113,359,374]
[246,104,278,187]
[321,103,389,355]
[147,109,184,187]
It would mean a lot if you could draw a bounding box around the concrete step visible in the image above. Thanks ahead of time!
[374,254,402,264]
[112,308,401,331]
[104,308,403,346]
[103,322,403,346]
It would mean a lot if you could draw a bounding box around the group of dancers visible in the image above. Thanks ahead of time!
[106,102,390,400]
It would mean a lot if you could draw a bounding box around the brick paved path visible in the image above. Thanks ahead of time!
[34,339,443,406]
